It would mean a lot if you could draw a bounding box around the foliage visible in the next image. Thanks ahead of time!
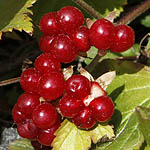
[9,139,34,150]
[52,119,114,150]
[0,0,150,150]
[0,0,37,39]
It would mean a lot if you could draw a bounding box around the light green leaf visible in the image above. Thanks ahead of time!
[141,15,150,27]
[95,66,150,150]
[52,119,91,150]
[52,119,114,150]
[85,44,140,65]
[0,0,36,39]
[145,145,150,150]
[85,47,98,65]
[145,39,150,51]
[136,106,150,145]
[120,44,140,57]
[90,123,115,144]
[9,139,34,150]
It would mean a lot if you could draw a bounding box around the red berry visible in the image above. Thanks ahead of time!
[38,72,65,101]
[89,18,115,50]
[72,107,96,129]
[32,103,59,129]
[12,104,26,124]
[17,93,40,118]
[37,121,60,146]
[39,35,55,53]
[89,96,114,122]
[50,34,78,63]
[71,26,91,52]
[20,68,41,94]
[110,25,135,52]
[40,12,60,35]
[34,53,61,74]
[17,120,39,139]
[59,94,84,118]
[66,75,91,99]
[57,6,84,34]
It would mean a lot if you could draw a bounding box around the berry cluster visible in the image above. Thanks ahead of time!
[89,18,135,52]
[39,6,91,63]
[12,5,135,148]
[59,75,114,129]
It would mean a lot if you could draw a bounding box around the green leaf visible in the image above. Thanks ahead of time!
[52,119,91,150]
[120,44,140,57]
[0,0,36,39]
[91,59,144,79]
[141,15,150,27]
[145,146,150,150]
[95,66,150,150]
[89,123,115,144]
[85,47,98,65]
[9,139,34,150]
[52,119,114,150]
[136,106,150,145]
[85,44,140,65]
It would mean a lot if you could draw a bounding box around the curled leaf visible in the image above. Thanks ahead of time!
[62,66,74,80]
[79,67,94,81]
[86,18,95,29]
[96,71,116,90]
[105,8,122,23]
[90,123,115,144]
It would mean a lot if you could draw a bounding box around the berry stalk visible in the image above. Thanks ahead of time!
[117,0,150,25]
[72,0,102,19]
[0,77,20,86]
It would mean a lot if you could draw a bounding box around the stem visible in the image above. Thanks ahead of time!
[117,0,150,25]
[72,0,102,19]
[85,54,101,72]
[0,77,20,86]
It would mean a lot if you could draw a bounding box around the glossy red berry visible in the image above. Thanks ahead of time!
[20,68,41,94]
[89,96,114,122]
[72,107,96,129]
[37,121,60,146]
[59,94,84,118]
[38,72,65,101]
[34,53,61,74]
[39,35,55,53]
[66,75,91,99]
[17,93,40,118]
[12,104,26,124]
[32,103,59,129]
[57,6,84,34]
[40,12,60,36]
[71,26,91,52]
[89,18,115,50]
[17,120,39,139]
[110,25,135,52]
[50,34,78,63]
